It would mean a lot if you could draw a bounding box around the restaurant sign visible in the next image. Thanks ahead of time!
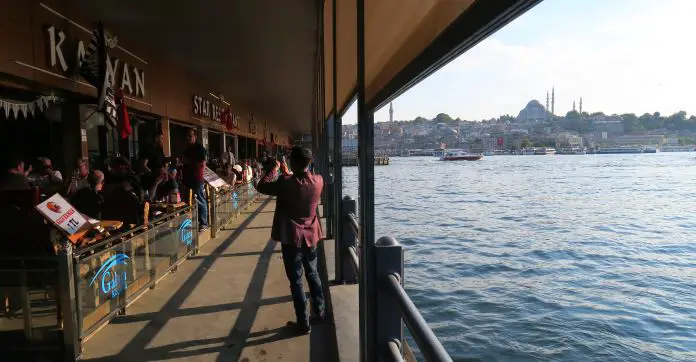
[45,25,146,98]
[35,194,88,235]
[193,95,239,129]
[202,166,228,189]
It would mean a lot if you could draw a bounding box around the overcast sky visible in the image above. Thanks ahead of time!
[343,0,696,124]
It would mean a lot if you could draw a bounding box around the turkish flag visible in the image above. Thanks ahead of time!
[115,90,132,139]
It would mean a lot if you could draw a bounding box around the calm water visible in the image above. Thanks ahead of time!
[342,153,696,362]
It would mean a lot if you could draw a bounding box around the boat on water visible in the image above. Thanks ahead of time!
[596,146,644,154]
[662,146,695,152]
[557,147,586,155]
[534,147,556,155]
[643,145,659,153]
[440,151,483,161]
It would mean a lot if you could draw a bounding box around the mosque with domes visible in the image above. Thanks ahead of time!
[516,87,584,122]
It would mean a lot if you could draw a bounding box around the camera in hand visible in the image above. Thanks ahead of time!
[262,156,278,173]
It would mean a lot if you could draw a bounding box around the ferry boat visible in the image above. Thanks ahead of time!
[596,146,644,154]
[534,147,556,155]
[433,149,446,158]
[440,151,483,161]
[557,147,586,155]
[643,146,659,153]
[661,146,695,152]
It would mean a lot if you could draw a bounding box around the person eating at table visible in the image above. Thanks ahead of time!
[149,166,180,203]
[71,170,105,219]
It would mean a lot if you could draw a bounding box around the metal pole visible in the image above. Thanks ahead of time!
[356,0,377,360]
[57,241,79,361]
[332,0,344,285]
[375,236,404,360]
[209,187,217,238]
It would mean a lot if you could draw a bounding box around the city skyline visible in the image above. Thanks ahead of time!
[344,0,696,124]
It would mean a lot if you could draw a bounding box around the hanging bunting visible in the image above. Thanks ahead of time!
[0,94,61,120]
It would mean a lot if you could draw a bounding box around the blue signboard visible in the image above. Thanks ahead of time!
[89,254,130,299]
[179,218,193,246]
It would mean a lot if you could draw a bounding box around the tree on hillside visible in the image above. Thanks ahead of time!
[621,113,642,133]
[413,116,428,124]
[434,113,453,124]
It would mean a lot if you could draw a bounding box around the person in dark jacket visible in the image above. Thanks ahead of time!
[256,147,325,334]
[181,129,208,232]
[71,170,105,219]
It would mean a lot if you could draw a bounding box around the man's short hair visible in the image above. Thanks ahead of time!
[290,147,312,170]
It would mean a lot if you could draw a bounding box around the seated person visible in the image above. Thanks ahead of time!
[0,154,30,190]
[219,163,237,186]
[232,165,244,185]
[28,157,63,195]
[70,170,105,220]
[149,167,180,202]
[104,156,145,202]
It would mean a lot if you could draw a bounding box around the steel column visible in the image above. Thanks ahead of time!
[356,0,377,360]
[58,242,79,361]
[331,0,344,283]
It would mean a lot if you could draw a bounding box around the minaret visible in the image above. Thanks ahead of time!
[551,86,555,115]
[546,91,549,111]
[389,102,394,125]
[573,99,576,112]
[579,97,583,114]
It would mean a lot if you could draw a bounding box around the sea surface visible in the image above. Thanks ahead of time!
[342,153,696,362]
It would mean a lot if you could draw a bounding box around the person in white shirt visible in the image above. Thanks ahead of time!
[222,145,236,166]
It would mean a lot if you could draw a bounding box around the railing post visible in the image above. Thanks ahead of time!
[57,241,79,361]
[339,196,358,283]
[375,236,404,360]
[209,187,217,238]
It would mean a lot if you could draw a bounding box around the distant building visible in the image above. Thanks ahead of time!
[615,134,664,145]
[516,100,549,122]
[556,133,583,148]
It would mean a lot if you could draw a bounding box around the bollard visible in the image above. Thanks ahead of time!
[57,241,80,361]
[375,236,404,361]
[339,196,358,283]
[209,187,217,238]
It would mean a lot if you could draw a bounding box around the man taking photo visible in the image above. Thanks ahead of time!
[256,146,325,334]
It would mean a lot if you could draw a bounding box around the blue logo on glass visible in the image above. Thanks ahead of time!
[232,192,238,209]
[179,218,193,246]
[89,254,130,299]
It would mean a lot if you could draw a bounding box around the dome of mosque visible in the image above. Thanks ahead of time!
[517,99,548,121]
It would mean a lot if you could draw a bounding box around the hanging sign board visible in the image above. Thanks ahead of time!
[203,167,229,189]
[35,193,91,241]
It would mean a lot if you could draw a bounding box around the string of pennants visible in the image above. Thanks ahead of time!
[0,94,60,119]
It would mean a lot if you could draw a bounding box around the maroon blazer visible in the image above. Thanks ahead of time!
[256,170,323,247]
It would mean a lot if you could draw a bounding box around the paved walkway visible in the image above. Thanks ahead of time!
[80,197,337,362]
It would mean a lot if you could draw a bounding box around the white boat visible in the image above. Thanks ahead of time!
[440,151,483,161]
[534,147,556,155]
[557,147,586,155]
[661,146,694,152]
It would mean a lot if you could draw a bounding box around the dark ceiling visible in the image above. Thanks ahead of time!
[68,0,319,133]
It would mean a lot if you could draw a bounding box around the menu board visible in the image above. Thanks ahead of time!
[203,166,228,189]
[35,193,89,236]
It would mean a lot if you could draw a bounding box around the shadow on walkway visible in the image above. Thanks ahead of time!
[82,198,276,362]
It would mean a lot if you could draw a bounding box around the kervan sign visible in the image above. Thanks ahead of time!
[45,25,146,98]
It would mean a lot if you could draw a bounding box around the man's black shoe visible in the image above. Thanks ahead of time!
[286,321,311,334]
